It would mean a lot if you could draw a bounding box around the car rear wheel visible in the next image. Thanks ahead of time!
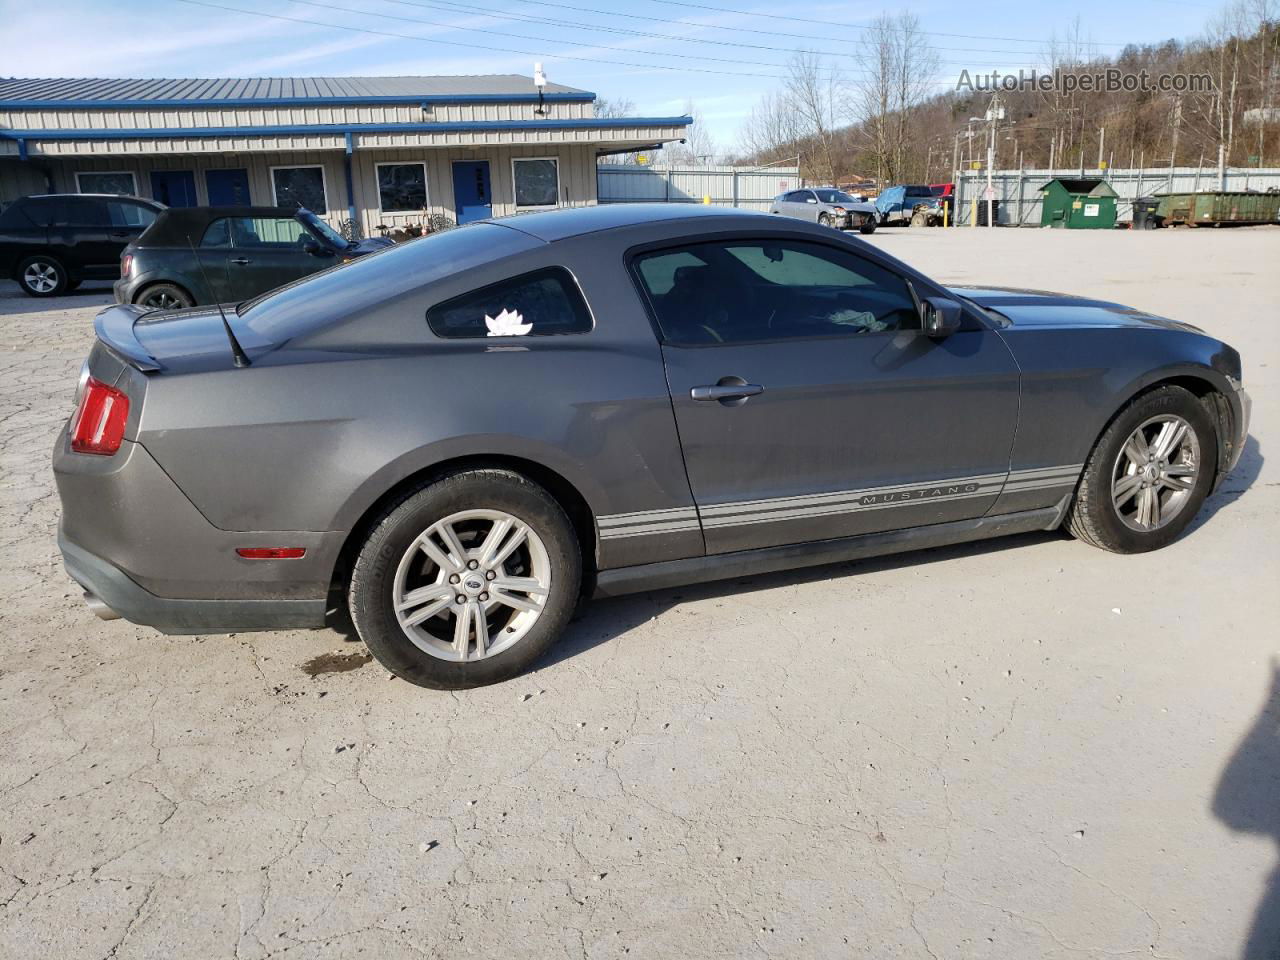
[1066,385,1217,553]
[347,469,582,689]
[17,255,67,297]
[137,284,193,310]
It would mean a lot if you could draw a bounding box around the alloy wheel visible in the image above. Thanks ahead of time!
[1110,414,1201,532]
[22,261,59,294]
[391,509,551,662]
[144,291,182,310]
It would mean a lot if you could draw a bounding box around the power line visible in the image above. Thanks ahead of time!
[296,0,1039,71]
[172,0,794,78]
[173,0,1020,83]
[378,0,1077,59]
[634,0,1128,48]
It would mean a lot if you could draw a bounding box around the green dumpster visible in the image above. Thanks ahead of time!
[1039,178,1119,229]
[1154,190,1280,226]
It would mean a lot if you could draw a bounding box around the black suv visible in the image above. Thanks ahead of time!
[115,206,394,309]
[0,194,165,297]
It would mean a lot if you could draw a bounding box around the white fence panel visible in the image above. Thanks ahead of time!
[954,166,1280,226]
[598,164,800,210]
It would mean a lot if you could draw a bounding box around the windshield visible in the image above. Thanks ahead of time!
[814,190,856,203]
[300,210,349,249]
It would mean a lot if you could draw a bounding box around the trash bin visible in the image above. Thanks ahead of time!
[1132,197,1161,230]
[976,199,1000,226]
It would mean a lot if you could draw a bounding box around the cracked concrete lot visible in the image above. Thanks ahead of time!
[0,226,1277,959]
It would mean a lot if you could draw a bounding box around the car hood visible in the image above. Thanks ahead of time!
[948,285,1205,333]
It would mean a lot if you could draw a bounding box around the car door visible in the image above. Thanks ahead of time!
[632,235,1020,554]
[51,198,118,277]
[224,215,326,299]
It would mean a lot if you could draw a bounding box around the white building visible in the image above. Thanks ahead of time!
[0,75,691,234]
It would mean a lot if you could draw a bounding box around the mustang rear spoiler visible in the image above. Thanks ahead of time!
[94,304,162,372]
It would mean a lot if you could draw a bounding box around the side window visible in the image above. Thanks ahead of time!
[633,239,920,345]
[11,199,57,227]
[107,201,157,228]
[62,198,110,227]
[426,267,592,339]
[201,218,231,247]
[227,217,310,248]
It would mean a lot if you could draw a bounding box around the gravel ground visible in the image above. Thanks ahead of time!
[1,227,1277,960]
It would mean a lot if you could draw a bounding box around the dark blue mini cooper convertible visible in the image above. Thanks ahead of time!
[54,205,1250,689]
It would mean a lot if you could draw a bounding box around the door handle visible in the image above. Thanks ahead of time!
[691,380,764,403]
[229,257,251,265]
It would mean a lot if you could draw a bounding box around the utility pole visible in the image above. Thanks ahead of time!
[1097,126,1105,169]
[984,92,1004,229]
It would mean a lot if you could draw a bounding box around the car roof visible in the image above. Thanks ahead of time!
[139,206,305,246]
[491,203,772,243]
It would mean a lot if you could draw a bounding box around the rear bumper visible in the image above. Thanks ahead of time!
[60,532,327,635]
[53,430,336,634]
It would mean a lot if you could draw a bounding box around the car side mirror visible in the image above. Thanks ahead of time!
[805,197,818,204]
[303,239,332,257]
[921,296,963,338]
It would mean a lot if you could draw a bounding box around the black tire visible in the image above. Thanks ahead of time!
[348,469,582,689]
[1065,385,1218,553]
[16,254,68,297]
[818,213,832,227]
[859,219,877,235]
[136,283,194,310]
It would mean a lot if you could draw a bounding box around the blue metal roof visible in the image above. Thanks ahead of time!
[0,117,693,142]
[0,75,594,107]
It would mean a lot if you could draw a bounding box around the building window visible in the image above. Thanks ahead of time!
[426,267,592,339]
[271,165,327,214]
[377,162,428,212]
[76,171,137,196]
[512,158,559,208]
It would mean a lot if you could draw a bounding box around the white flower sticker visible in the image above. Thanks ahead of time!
[484,307,532,337]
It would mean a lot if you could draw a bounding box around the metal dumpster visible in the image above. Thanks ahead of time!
[1154,190,1280,226]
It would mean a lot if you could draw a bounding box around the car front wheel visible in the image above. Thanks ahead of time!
[859,218,877,235]
[17,255,67,297]
[348,469,582,689]
[1066,384,1218,553]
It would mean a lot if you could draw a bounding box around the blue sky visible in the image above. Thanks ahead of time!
[1,0,1222,150]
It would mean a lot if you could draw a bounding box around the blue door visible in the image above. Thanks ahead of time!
[150,170,197,207]
[206,169,251,207]
[452,161,492,224]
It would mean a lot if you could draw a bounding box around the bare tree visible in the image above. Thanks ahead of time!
[785,51,845,184]
[736,89,803,163]
[594,97,640,165]
[663,100,718,165]
[851,14,938,183]
[594,97,635,119]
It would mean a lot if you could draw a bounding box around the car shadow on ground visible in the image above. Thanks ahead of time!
[0,279,115,308]
[541,528,1063,671]
[1188,433,1264,535]
[1213,661,1280,958]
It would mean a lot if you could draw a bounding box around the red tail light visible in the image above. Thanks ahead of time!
[236,547,307,559]
[120,253,133,278]
[69,377,129,455]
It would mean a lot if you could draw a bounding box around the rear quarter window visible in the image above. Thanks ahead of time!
[426,267,593,339]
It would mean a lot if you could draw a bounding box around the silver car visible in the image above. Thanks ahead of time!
[770,188,878,234]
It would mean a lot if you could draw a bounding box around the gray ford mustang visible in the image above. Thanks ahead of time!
[53,204,1250,689]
